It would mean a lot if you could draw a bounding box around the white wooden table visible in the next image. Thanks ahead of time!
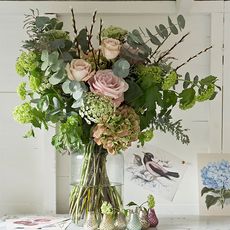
[1,216,230,230]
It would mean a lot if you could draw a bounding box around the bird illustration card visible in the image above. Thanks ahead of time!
[198,153,230,216]
[125,144,188,201]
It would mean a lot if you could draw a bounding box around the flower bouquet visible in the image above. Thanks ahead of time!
[13,9,220,224]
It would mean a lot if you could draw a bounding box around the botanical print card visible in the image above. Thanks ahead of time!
[198,153,230,216]
[126,143,188,201]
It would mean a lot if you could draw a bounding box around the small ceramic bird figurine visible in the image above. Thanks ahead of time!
[143,152,179,180]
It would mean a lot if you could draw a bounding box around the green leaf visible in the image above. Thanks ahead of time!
[159,24,169,38]
[163,90,177,108]
[177,15,186,30]
[50,39,66,50]
[168,17,178,35]
[223,190,230,199]
[124,80,143,103]
[23,128,35,138]
[35,16,50,28]
[155,25,164,39]
[127,201,137,207]
[48,51,59,64]
[193,75,199,85]
[200,75,217,85]
[183,72,191,89]
[77,28,88,53]
[55,21,63,30]
[205,195,220,209]
[209,91,218,100]
[201,187,215,196]
[49,70,64,85]
[179,88,196,105]
[146,28,161,46]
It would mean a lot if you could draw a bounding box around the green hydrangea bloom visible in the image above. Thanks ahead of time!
[15,51,40,76]
[101,201,113,216]
[197,84,215,102]
[179,98,196,110]
[29,75,42,92]
[147,194,155,209]
[101,26,128,41]
[79,93,115,124]
[13,102,34,124]
[162,71,178,90]
[16,82,27,100]
[137,65,163,87]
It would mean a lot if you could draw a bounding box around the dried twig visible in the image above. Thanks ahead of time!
[71,8,80,57]
[157,32,190,63]
[175,46,212,71]
[97,18,103,66]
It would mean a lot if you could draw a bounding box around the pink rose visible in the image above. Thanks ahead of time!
[101,38,121,60]
[66,59,95,81]
[88,70,129,106]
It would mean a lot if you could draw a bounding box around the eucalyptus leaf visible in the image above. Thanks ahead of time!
[200,75,217,85]
[48,51,59,64]
[50,39,66,50]
[113,58,130,78]
[146,28,161,46]
[168,17,178,35]
[41,50,49,62]
[132,29,145,43]
[177,15,186,30]
[72,98,83,108]
[62,80,72,94]
[73,90,83,100]
[159,24,169,38]
[183,72,191,89]
[193,75,199,85]
[35,16,50,28]
[155,25,164,39]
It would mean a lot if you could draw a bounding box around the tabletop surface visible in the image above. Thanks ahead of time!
[1,216,230,230]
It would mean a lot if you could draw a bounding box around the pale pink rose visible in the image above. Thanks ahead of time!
[66,59,95,81]
[101,38,121,60]
[88,70,129,106]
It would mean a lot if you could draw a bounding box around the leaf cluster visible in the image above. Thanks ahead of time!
[201,187,230,209]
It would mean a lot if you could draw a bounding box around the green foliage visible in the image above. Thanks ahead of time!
[147,194,155,209]
[52,115,85,153]
[15,51,40,77]
[162,71,178,90]
[16,82,27,100]
[138,129,154,146]
[153,115,190,144]
[13,102,34,124]
[101,201,114,216]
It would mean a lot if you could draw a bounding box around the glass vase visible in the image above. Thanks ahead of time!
[70,141,124,226]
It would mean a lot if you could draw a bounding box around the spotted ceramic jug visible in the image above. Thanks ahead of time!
[127,211,142,230]
[83,211,98,230]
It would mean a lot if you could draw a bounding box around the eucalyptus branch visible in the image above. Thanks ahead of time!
[97,18,103,66]
[175,46,212,71]
[157,32,190,63]
[71,8,81,57]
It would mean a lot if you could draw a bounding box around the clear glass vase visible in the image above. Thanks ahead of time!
[70,141,124,226]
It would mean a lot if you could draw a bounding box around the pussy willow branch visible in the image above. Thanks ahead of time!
[71,8,81,57]
[157,32,190,63]
[175,46,212,71]
[88,11,97,48]
[97,18,103,66]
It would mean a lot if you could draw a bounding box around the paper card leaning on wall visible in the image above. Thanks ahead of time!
[126,144,188,201]
[198,153,230,216]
